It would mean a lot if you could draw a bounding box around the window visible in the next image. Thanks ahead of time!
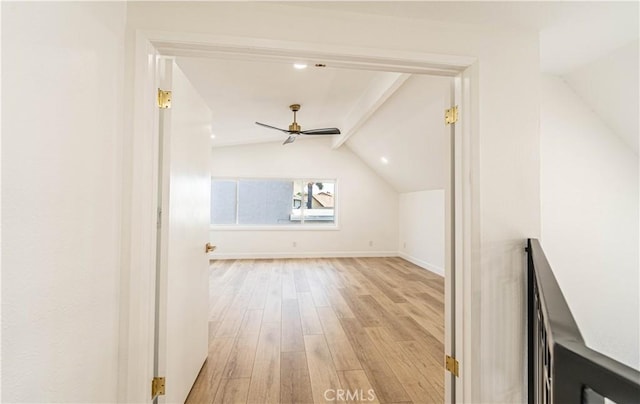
[211,178,336,227]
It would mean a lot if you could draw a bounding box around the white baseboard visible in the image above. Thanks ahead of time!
[211,250,445,278]
[397,252,444,277]
[210,250,398,260]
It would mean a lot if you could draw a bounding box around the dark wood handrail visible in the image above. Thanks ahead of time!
[527,238,640,404]
[529,239,583,345]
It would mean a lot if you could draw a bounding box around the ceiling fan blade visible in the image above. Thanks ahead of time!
[283,135,296,145]
[300,128,341,135]
[256,121,290,133]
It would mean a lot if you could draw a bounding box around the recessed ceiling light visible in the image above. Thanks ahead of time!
[210,134,216,139]
[381,157,389,164]
[293,63,308,70]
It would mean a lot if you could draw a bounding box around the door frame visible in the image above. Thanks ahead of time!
[120,29,479,404]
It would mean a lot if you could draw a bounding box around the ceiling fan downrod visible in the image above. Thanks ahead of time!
[289,104,301,132]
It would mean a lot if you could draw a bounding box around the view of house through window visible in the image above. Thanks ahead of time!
[211,178,336,226]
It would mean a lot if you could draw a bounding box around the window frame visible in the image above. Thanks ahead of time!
[210,176,339,231]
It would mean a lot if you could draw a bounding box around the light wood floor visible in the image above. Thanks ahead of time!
[185,257,444,404]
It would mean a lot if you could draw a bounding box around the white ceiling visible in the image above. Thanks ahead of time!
[176,57,396,147]
[177,55,449,192]
[288,1,639,74]
[347,74,451,193]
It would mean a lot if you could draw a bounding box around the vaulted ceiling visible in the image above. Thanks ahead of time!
[177,56,450,192]
[176,57,396,147]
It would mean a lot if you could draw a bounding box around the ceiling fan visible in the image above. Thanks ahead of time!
[255,104,341,145]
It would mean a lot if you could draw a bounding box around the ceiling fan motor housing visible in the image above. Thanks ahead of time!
[288,122,301,132]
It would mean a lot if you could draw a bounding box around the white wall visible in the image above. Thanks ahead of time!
[2,2,126,402]
[540,74,640,370]
[564,40,639,154]
[398,190,445,276]
[209,137,399,257]
[127,4,540,401]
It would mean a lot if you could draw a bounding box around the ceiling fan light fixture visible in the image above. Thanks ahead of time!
[293,63,308,70]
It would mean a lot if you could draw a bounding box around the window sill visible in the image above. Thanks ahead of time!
[210,225,340,231]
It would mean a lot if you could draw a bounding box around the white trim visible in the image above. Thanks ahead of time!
[398,252,445,277]
[118,32,160,403]
[142,30,475,75]
[459,62,479,404]
[210,225,339,231]
[209,251,398,260]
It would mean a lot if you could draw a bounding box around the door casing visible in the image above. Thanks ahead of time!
[119,29,478,404]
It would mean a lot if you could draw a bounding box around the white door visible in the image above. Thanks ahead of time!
[155,59,212,404]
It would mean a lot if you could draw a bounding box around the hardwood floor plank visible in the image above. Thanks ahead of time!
[316,307,362,371]
[329,259,365,289]
[319,260,345,288]
[209,292,234,322]
[185,361,210,404]
[282,262,298,300]
[396,298,444,342]
[298,292,324,335]
[338,288,384,327]
[185,337,235,404]
[238,309,263,335]
[394,316,443,364]
[215,307,247,338]
[247,271,270,309]
[357,295,414,341]
[304,334,343,404]
[353,264,408,303]
[209,321,221,339]
[281,298,305,352]
[337,370,381,404]
[293,264,311,292]
[212,377,250,404]
[247,322,281,403]
[365,327,443,403]
[412,292,445,313]
[339,318,411,403]
[280,351,314,404]
[305,268,330,307]
[324,287,355,319]
[400,340,444,395]
[263,270,282,323]
[222,331,259,379]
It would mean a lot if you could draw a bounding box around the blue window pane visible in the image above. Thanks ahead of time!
[211,180,237,224]
[237,180,296,225]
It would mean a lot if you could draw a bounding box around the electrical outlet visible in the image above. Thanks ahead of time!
[292,241,297,247]
[369,240,373,247]
[403,242,407,249]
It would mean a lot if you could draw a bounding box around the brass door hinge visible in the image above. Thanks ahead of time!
[445,355,459,377]
[152,376,166,398]
[158,89,172,109]
[445,106,458,125]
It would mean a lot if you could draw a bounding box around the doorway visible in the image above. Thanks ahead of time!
[123,31,474,404]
